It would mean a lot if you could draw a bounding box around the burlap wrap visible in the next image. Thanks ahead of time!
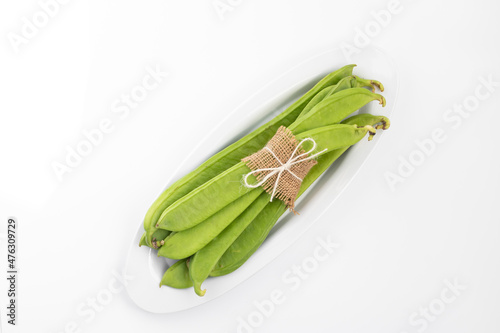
[242,126,317,210]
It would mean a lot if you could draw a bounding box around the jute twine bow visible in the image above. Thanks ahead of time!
[242,126,327,211]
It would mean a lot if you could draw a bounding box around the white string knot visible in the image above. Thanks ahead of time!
[243,137,327,202]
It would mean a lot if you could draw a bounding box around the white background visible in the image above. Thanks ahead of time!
[1,0,499,332]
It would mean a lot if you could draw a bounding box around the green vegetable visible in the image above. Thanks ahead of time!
[157,190,262,259]
[139,233,147,247]
[156,89,384,232]
[210,114,390,277]
[159,258,193,289]
[146,65,391,297]
[297,75,383,120]
[189,192,271,296]
[289,88,385,133]
[142,65,356,247]
[139,229,171,249]
[188,121,386,294]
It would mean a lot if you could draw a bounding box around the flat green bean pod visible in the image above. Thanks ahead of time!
[159,258,193,289]
[297,75,383,120]
[289,88,385,133]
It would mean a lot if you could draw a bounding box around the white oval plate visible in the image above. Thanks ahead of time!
[125,46,398,313]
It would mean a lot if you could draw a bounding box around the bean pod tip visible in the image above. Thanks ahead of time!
[379,95,386,107]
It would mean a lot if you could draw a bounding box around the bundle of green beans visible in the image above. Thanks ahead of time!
[139,65,390,296]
